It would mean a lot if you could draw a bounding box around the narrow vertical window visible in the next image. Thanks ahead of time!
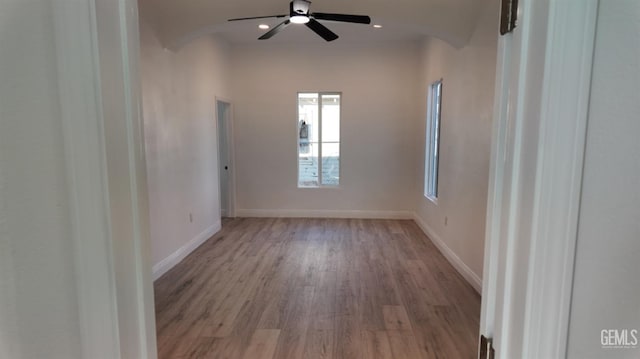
[298,92,340,187]
[425,80,442,200]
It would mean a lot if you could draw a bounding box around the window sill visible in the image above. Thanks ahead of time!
[425,195,438,204]
[298,185,342,190]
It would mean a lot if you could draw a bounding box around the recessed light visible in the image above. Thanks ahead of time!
[373,24,383,28]
[258,24,270,30]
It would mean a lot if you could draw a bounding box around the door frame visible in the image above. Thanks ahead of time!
[480,0,599,358]
[53,0,157,357]
[215,97,237,218]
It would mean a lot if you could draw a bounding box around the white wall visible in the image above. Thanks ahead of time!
[414,0,498,285]
[230,42,420,217]
[567,1,640,357]
[139,20,231,273]
[0,2,82,357]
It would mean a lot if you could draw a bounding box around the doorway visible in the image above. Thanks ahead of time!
[216,99,235,218]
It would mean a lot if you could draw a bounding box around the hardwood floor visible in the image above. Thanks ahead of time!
[154,218,480,358]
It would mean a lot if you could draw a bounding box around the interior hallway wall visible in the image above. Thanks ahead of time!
[139,20,231,275]
[229,41,421,216]
[414,0,499,286]
[0,2,81,357]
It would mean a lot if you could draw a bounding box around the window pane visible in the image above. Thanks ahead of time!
[298,92,340,187]
[299,93,319,187]
[425,81,442,199]
[298,93,319,143]
[299,142,319,187]
[321,142,340,186]
[322,95,340,143]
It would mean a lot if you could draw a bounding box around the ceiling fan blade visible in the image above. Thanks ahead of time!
[306,18,339,41]
[311,13,371,24]
[228,14,287,21]
[259,19,291,40]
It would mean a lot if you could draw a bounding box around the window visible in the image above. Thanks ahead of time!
[298,92,340,187]
[424,80,442,200]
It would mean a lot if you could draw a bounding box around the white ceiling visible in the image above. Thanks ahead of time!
[139,0,489,49]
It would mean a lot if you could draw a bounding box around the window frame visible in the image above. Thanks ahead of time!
[424,80,442,202]
[296,92,342,188]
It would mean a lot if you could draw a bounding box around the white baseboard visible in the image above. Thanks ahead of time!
[152,221,221,281]
[412,213,482,293]
[236,208,414,219]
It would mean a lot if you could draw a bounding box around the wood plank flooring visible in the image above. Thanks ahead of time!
[154,218,480,358]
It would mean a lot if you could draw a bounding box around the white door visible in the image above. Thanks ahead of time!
[480,1,598,358]
[217,100,234,218]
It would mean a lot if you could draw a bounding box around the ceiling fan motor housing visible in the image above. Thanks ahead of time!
[291,0,311,15]
[229,0,370,42]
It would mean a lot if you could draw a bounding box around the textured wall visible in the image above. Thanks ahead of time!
[229,42,420,216]
[139,21,231,267]
[414,0,499,281]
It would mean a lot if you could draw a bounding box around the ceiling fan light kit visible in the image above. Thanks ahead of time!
[228,0,371,42]
[290,15,310,24]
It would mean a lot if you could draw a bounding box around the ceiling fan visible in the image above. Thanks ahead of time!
[228,0,371,42]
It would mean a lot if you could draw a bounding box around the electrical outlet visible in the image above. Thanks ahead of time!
[189,212,193,223]
[445,216,448,226]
